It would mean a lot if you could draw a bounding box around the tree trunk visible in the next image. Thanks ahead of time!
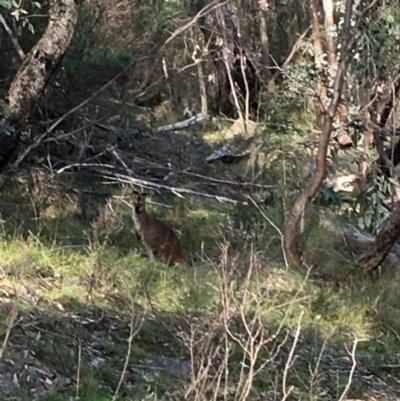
[284,0,354,267]
[360,204,400,272]
[368,79,400,178]
[309,0,326,99]
[310,0,352,147]
[0,0,80,168]
[191,0,260,118]
[322,0,352,147]
[259,0,271,80]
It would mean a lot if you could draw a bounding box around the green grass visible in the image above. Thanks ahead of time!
[1,177,400,400]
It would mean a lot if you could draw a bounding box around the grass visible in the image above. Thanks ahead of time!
[1,176,400,400]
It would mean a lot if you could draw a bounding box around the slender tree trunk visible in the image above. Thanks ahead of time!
[360,66,400,273]
[191,0,260,118]
[323,0,352,146]
[309,0,326,100]
[360,204,400,272]
[322,0,336,59]
[0,0,80,168]
[259,0,271,79]
[284,0,354,267]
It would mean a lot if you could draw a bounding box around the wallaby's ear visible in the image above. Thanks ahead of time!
[141,193,148,197]
[132,189,140,196]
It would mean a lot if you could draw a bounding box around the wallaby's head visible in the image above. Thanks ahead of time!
[133,191,148,215]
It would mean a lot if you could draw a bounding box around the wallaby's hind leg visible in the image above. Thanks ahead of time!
[144,244,156,261]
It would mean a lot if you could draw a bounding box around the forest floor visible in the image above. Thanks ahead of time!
[1,100,400,401]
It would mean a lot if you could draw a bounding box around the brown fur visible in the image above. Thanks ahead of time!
[132,192,186,266]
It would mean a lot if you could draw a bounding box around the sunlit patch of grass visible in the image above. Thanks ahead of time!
[0,234,219,315]
[0,216,397,346]
[1,231,388,341]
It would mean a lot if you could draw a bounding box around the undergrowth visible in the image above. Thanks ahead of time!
[1,174,400,401]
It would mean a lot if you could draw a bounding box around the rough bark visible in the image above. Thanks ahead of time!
[309,0,326,98]
[360,204,400,272]
[191,0,260,118]
[322,0,336,66]
[284,0,354,267]
[259,0,271,80]
[309,0,351,147]
[322,0,352,147]
[0,0,80,168]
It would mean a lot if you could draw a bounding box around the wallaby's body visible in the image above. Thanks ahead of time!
[132,193,186,266]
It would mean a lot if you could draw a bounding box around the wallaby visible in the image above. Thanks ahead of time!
[132,192,186,266]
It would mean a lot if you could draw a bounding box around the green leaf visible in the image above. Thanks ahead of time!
[0,0,13,10]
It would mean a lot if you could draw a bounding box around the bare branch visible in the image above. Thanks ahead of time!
[337,337,359,401]
[152,114,205,133]
[272,26,311,82]
[281,310,304,401]
[57,166,246,205]
[0,14,25,60]
[284,0,378,266]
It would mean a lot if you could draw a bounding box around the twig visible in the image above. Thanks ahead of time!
[0,14,25,60]
[56,163,117,174]
[247,196,288,269]
[348,0,379,51]
[108,98,151,112]
[76,344,82,398]
[152,114,205,133]
[272,26,311,81]
[110,149,136,176]
[13,50,159,167]
[281,310,304,401]
[64,166,245,205]
[381,364,400,369]
[119,197,173,210]
[181,170,273,188]
[337,337,359,401]
[372,127,398,179]
[384,324,400,345]
[309,337,329,395]
[112,310,142,401]
[0,287,18,361]
[142,283,180,342]
[122,155,272,189]
[164,0,231,47]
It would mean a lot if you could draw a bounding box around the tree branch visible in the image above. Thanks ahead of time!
[284,0,356,267]
[0,14,25,60]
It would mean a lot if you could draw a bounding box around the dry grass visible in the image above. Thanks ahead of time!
[0,108,398,401]
[1,172,400,401]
